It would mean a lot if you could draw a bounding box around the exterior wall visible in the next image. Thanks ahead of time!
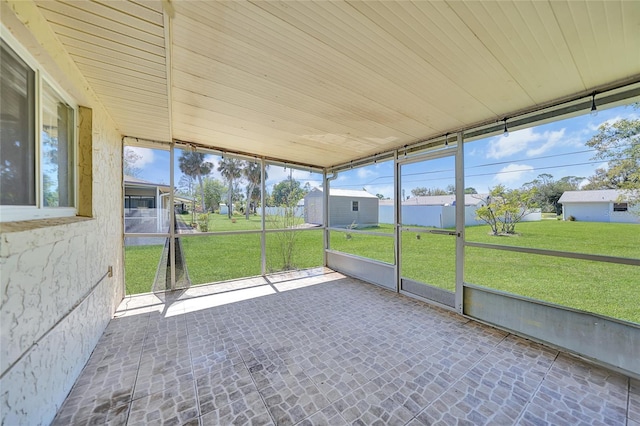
[521,209,542,222]
[262,206,304,218]
[563,202,612,222]
[564,202,640,223]
[0,7,124,425]
[401,205,452,228]
[378,203,393,224]
[610,210,640,224]
[329,197,378,227]
[304,190,324,225]
[381,205,486,228]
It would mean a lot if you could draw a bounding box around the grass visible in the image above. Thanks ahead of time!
[177,212,305,232]
[125,219,639,323]
[124,243,164,295]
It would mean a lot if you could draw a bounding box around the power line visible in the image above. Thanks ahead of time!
[333,158,618,189]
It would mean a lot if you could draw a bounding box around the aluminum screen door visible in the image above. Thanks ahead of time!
[398,152,457,308]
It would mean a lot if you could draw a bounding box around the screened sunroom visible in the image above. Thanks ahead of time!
[1,1,638,425]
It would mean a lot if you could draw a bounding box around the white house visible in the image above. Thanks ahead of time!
[124,176,171,234]
[558,190,639,223]
[401,194,488,228]
[379,194,542,228]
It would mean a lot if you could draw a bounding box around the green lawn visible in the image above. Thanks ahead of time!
[124,243,164,295]
[125,220,639,323]
[177,211,304,232]
[328,221,639,323]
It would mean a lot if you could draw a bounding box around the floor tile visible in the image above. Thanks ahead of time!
[518,353,629,425]
[53,271,635,426]
[629,378,640,422]
[195,362,256,416]
[127,384,199,425]
[199,390,273,425]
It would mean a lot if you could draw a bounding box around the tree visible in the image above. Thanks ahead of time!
[410,187,448,197]
[217,158,244,218]
[178,174,196,199]
[475,185,538,235]
[203,177,226,212]
[583,114,639,206]
[178,152,213,212]
[464,187,478,194]
[271,178,306,207]
[523,173,583,214]
[123,147,143,178]
[242,162,267,219]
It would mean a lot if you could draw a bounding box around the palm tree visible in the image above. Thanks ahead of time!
[243,162,268,220]
[178,152,212,212]
[217,158,243,218]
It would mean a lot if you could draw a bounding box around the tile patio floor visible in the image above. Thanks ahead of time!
[53,269,639,425]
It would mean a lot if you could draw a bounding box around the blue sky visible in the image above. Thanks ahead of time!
[125,102,637,199]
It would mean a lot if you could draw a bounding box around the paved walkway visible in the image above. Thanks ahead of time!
[53,269,639,425]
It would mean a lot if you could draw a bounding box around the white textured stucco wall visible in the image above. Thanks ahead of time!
[0,7,124,425]
[0,110,124,426]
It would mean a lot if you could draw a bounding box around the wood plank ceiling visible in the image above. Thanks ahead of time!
[35,0,640,168]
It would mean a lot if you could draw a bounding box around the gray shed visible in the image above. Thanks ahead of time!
[304,188,379,227]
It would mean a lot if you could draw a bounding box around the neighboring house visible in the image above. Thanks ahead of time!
[304,188,379,227]
[124,176,171,233]
[400,194,488,228]
[379,194,540,228]
[558,189,639,223]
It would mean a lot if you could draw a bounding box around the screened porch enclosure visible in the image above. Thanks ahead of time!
[3,1,640,425]
[123,93,640,381]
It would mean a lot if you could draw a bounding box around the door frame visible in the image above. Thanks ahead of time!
[395,133,465,312]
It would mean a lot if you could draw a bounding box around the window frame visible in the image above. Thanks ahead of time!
[352,200,359,212]
[1,26,78,222]
[613,202,628,212]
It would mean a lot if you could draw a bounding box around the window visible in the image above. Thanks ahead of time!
[613,203,628,212]
[1,32,76,221]
[124,196,156,209]
[0,38,35,206]
[352,200,359,211]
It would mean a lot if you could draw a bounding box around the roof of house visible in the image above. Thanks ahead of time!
[558,189,631,203]
[403,194,488,206]
[307,187,378,199]
[124,176,170,192]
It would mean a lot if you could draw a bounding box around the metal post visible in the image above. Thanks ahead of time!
[455,132,465,314]
[261,158,266,275]
[394,150,400,293]
[169,144,176,290]
[323,171,333,266]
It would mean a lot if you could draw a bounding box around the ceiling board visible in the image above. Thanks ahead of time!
[172,104,376,157]
[26,0,640,168]
[173,3,453,133]
[38,7,164,56]
[171,57,415,144]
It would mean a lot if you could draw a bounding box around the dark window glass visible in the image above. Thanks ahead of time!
[1,40,35,206]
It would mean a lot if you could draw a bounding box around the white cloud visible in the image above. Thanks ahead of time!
[357,168,376,179]
[125,147,155,167]
[363,184,394,199]
[265,165,322,191]
[525,129,565,157]
[486,128,567,159]
[493,163,534,185]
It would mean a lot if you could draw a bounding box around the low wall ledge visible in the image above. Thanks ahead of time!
[0,216,93,234]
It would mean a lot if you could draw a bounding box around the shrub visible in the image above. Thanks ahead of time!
[568,215,576,221]
[197,213,210,232]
